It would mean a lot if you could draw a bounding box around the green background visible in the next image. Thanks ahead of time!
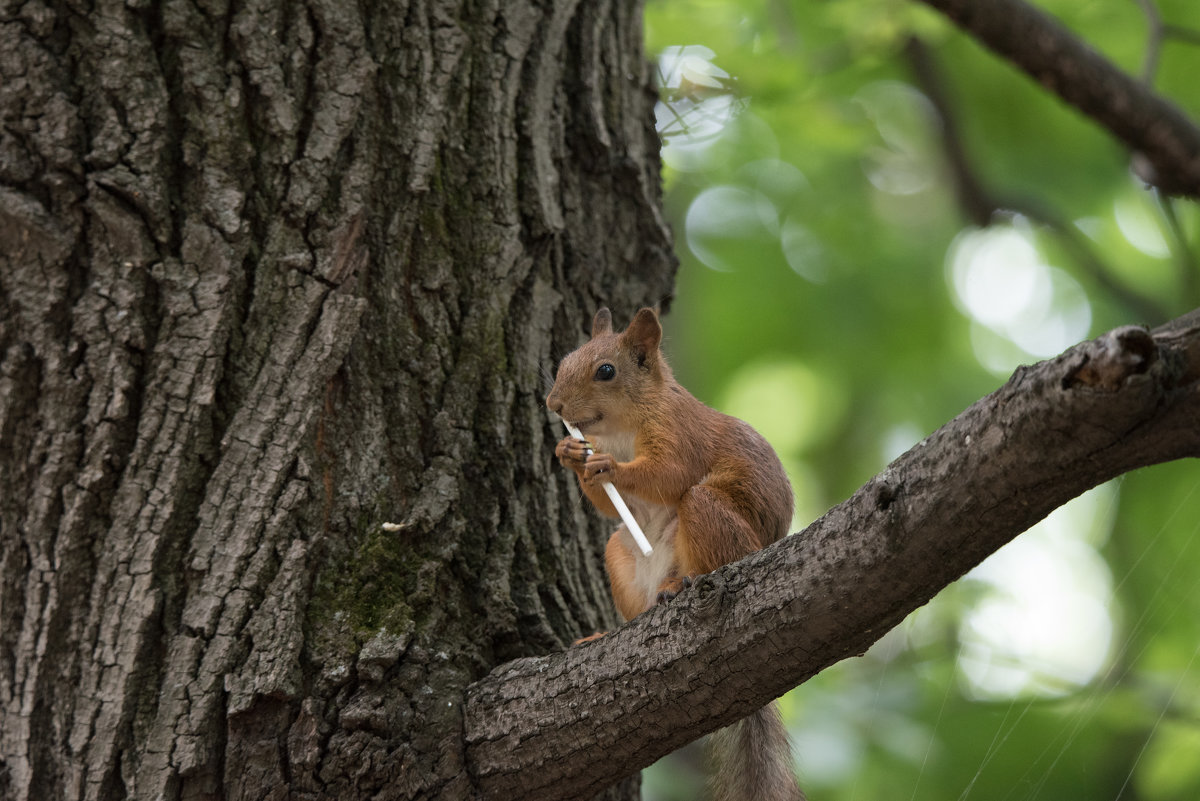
[642,1,1200,798]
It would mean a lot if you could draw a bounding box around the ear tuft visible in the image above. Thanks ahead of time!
[591,308,613,338]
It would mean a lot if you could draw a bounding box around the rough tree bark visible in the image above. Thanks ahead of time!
[0,1,672,800]
[3,2,1199,801]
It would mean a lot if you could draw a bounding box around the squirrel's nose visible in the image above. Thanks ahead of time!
[547,393,562,415]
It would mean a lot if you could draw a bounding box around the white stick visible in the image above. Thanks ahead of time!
[562,421,653,556]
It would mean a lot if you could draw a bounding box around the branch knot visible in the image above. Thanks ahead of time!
[1063,325,1156,391]
[690,572,727,620]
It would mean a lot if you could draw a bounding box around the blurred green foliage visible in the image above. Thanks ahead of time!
[640,1,1200,798]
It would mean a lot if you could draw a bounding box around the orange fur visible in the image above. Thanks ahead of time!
[547,306,803,801]
[547,307,793,617]
[604,532,648,622]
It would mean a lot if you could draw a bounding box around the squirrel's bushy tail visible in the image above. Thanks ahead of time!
[710,702,804,801]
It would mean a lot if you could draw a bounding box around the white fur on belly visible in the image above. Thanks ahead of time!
[621,497,678,610]
[593,430,680,608]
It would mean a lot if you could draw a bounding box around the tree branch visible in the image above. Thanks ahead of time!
[914,0,1200,197]
[904,34,1173,324]
[462,308,1200,800]
[1154,191,1200,307]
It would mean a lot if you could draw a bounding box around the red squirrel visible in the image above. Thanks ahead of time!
[546,306,803,801]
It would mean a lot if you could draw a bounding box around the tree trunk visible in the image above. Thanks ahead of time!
[7,2,1200,800]
[0,1,673,799]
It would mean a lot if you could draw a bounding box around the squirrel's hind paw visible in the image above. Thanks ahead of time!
[655,575,694,605]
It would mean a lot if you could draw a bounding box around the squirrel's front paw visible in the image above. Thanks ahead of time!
[583,452,617,483]
[555,435,592,467]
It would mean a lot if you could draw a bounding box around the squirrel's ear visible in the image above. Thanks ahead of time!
[623,307,662,364]
[591,308,613,338]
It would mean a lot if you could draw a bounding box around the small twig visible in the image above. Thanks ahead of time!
[1132,1,1200,86]
[1153,191,1200,307]
[1010,199,1172,324]
[905,36,1172,324]
[904,37,994,227]
[1132,0,1164,84]
[1162,24,1200,48]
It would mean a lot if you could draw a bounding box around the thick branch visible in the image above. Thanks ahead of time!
[462,309,1200,800]
[915,0,1200,197]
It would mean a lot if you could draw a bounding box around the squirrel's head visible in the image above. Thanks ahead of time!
[546,307,665,436]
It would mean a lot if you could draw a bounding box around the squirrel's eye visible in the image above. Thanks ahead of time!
[595,363,616,381]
